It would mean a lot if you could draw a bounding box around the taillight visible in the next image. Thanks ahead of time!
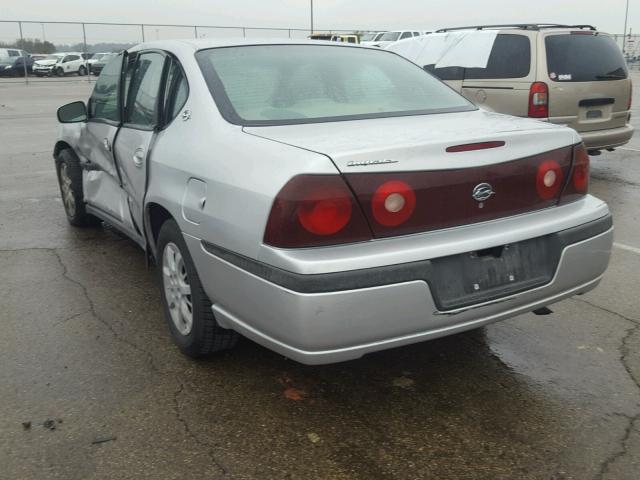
[528,82,549,118]
[263,175,371,248]
[536,160,564,200]
[371,180,416,226]
[560,144,590,204]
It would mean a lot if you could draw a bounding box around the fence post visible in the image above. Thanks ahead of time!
[288,29,291,38]
[194,25,198,39]
[141,24,145,42]
[18,21,28,85]
[242,27,246,37]
[82,23,91,82]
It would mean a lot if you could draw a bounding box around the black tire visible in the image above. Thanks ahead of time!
[78,65,86,76]
[54,149,101,227]
[157,219,239,357]
[56,67,64,77]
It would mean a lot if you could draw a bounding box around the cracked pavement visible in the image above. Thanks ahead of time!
[1,77,639,479]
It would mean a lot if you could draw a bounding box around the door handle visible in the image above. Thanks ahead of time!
[102,137,111,151]
[133,148,145,168]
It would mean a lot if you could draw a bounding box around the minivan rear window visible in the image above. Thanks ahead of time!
[545,34,628,82]
[425,34,531,81]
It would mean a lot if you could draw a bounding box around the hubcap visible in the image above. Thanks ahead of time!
[59,163,76,217]
[162,242,193,335]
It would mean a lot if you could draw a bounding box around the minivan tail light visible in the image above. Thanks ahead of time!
[528,82,549,118]
[263,175,372,248]
[560,144,590,204]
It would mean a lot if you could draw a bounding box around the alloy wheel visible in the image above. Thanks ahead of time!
[162,242,193,336]
[59,162,76,217]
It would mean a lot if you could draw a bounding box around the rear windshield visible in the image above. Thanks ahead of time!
[196,45,475,126]
[545,34,628,82]
[426,34,531,81]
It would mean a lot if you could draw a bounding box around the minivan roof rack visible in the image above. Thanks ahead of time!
[435,24,597,33]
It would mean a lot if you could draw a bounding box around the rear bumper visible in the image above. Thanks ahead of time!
[579,124,634,150]
[185,213,613,365]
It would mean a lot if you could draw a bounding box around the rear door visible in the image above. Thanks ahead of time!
[460,33,534,116]
[113,50,167,235]
[542,32,631,132]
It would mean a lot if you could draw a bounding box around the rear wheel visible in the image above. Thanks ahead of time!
[157,219,239,357]
[78,65,87,76]
[55,149,101,227]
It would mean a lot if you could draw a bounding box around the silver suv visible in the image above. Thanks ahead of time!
[419,24,634,154]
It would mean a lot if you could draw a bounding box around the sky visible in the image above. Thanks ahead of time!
[0,0,637,45]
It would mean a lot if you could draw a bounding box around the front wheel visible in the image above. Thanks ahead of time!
[157,219,239,358]
[55,67,64,77]
[55,149,101,227]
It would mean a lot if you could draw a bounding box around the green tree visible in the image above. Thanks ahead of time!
[0,38,56,53]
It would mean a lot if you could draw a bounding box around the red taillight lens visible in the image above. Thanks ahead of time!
[371,180,416,226]
[536,159,564,200]
[297,185,352,235]
[263,175,372,248]
[560,144,590,204]
[528,82,549,118]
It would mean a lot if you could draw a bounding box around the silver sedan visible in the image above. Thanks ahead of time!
[53,39,612,364]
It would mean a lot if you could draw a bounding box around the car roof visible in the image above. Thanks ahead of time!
[128,38,373,53]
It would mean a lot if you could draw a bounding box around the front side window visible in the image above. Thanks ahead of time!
[125,52,165,128]
[88,53,123,122]
[196,45,474,126]
[8,50,19,57]
[400,32,412,40]
[545,34,628,82]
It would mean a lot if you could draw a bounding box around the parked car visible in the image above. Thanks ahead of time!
[360,31,387,46]
[90,52,117,75]
[87,52,110,70]
[0,48,33,76]
[34,52,89,77]
[308,33,359,44]
[33,53,64,76]
[53,39,612,365]
[370,30,423,47]
[390,24,634,154]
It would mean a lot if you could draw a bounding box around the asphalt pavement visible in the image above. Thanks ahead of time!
[1,74,639,480]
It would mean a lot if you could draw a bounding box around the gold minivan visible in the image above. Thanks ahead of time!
[425,24,634,154]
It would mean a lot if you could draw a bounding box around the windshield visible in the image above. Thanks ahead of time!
[196,45,474,126]
[378,32,401,42]
[360,33,377,41]
[545,34,628,82]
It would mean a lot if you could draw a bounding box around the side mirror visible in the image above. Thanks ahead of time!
[57,101,87,123]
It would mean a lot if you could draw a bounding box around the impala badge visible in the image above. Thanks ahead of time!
[472,183,495,202]
[346,159,398,167]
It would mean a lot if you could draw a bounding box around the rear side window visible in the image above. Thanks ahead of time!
[545,34,628,82]
[163,58,189,123]
[465,34,531,79]
[424,34,531,80]
[125,52,166,128]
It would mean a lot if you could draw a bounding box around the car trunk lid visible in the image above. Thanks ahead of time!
[245,110,580,238]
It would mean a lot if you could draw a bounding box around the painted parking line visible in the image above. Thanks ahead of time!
[614,242,640,255]
[618,147,640,153]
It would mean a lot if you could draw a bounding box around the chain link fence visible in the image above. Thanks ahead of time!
[0,19,359,84]
[1,20,638,85]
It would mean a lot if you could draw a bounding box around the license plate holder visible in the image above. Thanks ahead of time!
[428,236,560,310]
